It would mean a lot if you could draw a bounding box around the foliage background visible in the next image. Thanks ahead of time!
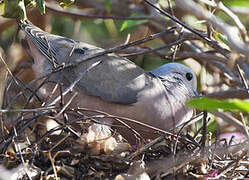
[0,0,249,179]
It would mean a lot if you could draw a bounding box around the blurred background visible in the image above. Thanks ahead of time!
[1,0,249,178]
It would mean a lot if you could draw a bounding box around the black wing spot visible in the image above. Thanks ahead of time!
[82,47,89,50]
[186,72,193,81]
[74,48,86,54]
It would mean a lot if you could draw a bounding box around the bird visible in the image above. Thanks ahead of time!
[18,20,197,142]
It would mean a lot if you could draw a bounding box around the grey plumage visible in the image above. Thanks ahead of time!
[19,21,197,139]
[20,21,150,104]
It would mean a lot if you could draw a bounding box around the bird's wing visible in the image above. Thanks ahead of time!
[19,21,151,104]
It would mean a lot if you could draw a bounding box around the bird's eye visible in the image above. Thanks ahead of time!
[186,72,193,81]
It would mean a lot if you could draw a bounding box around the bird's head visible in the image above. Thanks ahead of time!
[150,62,197,95]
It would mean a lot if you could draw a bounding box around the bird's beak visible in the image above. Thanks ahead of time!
[193,89,199,97]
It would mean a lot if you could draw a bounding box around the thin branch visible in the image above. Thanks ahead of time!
[29,28,174,81]
[205,89,249,99]
[0,106,56,113]
[75,108,199,147]
[46,2,150,20]
[176,0,249,60]
[211,111,249,137]
[142,0,230,58]
[200,0,249,43]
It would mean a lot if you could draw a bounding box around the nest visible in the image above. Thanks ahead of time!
[0,74,248,180]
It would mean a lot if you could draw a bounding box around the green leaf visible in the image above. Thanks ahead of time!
[105,0,111,13]
[164,16,170,20]
[36,0,45,14]
[120,13,148,32]
[59,0,74,8]
[0,1,5,16]
[187,97,249,112]
[207,118,217,133]
[2,0,27,20]
[215,32,230,47]
[24,0,36,8]
[224,0,249,7]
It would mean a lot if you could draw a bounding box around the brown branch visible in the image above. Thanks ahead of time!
[200,0,249,43]
[142,0,230,58]
[176,0,249,60]
[34,28,175,77]
[172,51,227,63]
[46,2,150,20]
[205,89,249,99]
[211,111,249,136]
